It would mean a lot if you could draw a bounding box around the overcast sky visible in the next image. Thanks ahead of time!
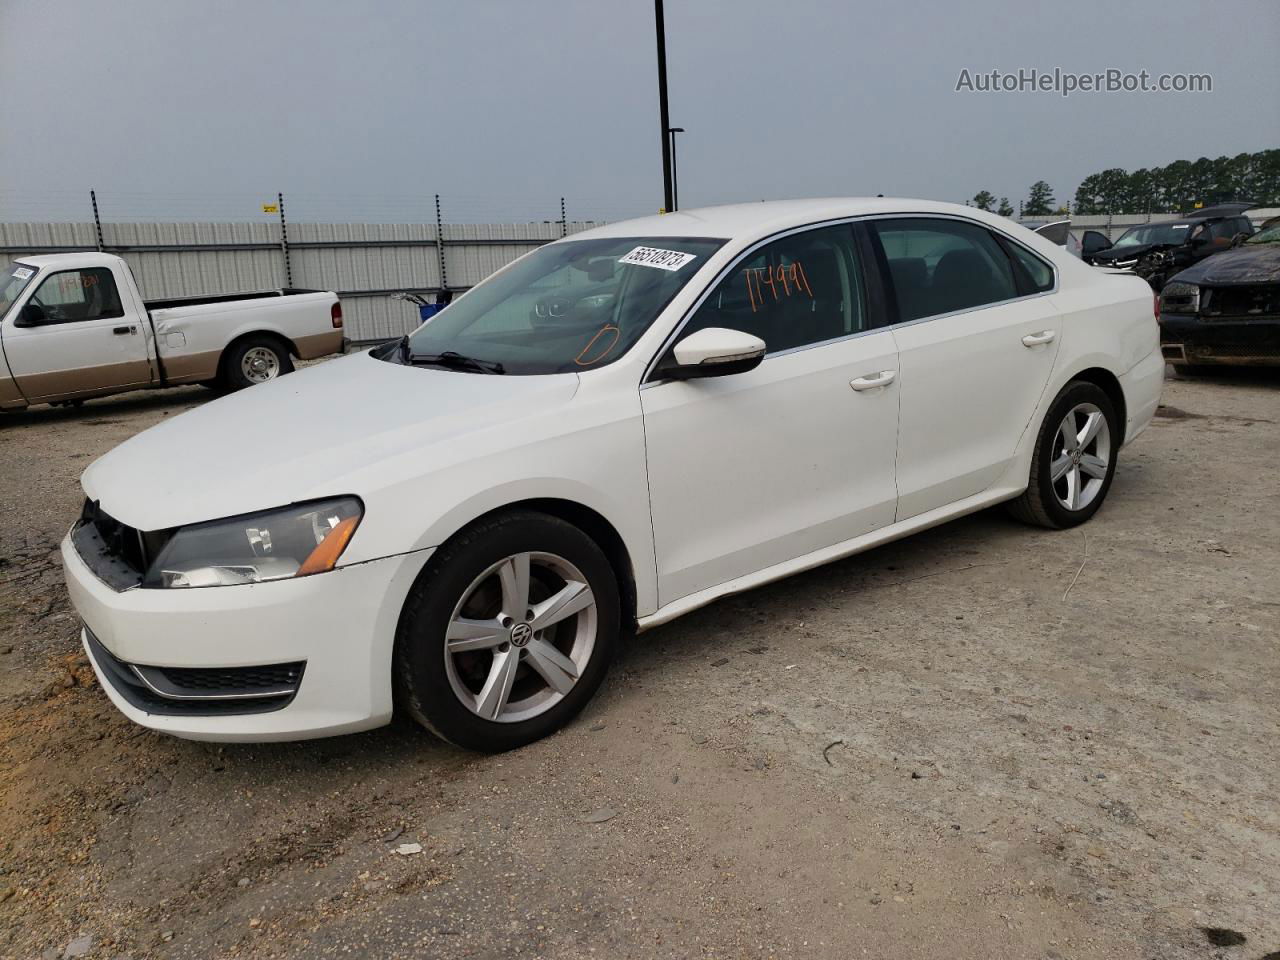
[1,0,1276,223]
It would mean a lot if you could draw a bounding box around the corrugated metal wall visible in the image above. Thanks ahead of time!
[7,210,1250,340]
[0,220,596,341]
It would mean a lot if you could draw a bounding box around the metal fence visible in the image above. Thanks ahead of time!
[1021,208,1279,240]
[4,208,1273,342]
[1020,213,1181,242]
[0,219,599,342]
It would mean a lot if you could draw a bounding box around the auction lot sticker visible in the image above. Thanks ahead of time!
[12,266,33,280]
[619,246,698,271]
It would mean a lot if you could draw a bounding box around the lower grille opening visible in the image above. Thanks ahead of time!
[1186,343,1280,362]
[85,627,304,717]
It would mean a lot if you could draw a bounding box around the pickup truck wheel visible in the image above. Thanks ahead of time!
[394,510,620,752]
[1007,381,1119,530]
[223,336,294,390]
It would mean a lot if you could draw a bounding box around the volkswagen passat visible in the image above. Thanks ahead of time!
[62,199,1164,751]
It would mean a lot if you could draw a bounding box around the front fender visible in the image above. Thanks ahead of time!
[335,394,659,617]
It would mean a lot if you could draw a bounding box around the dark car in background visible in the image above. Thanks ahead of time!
[1159,223,1280,373]
[1085,203,1255,291]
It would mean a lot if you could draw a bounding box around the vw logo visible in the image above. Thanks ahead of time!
[510,622,533,647]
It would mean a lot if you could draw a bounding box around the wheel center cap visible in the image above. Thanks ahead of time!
[509,622,533,647]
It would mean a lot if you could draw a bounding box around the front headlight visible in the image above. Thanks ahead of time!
[1159,281,1200,314]
[143,497,363,588]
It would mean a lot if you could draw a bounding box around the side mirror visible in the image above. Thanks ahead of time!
[15,302,47,327]
[662,327,766,380]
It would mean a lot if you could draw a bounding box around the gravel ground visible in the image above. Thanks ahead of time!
[1,367,1277,960]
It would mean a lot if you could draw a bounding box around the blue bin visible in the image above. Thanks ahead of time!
[418,303,442,322]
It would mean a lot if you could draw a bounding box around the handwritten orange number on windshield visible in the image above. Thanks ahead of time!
[575,324,621,365]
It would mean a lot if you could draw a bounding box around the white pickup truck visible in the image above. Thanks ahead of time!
[0,253,345,410]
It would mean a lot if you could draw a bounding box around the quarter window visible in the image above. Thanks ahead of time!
[1003,240,1055,293]
[677,224,867,355]
[29,267,124,323]
[873,218,1018,321]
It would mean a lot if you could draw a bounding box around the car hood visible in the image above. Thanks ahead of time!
[1092,243,1161,263]
[1171,244,1280,285]
[82,352,580,531]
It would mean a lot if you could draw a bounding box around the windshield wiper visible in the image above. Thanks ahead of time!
[405,348,505,375]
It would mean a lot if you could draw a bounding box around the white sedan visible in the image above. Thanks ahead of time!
[62,198,1164,751]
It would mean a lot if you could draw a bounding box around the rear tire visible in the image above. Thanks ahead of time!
[221,335,294,391]
[394,510,620,752]
[1008,381,1119,529]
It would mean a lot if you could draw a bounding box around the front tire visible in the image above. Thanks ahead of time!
[1008,381,1119,529]
[394,510,620,752]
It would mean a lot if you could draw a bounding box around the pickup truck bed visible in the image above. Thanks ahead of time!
[143,288,328,311]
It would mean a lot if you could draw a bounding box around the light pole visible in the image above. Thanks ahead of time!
[668,127,684,211]
[654,0,674,213]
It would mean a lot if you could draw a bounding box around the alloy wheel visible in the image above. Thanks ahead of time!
[1050,402,1111,512]
[443,552,597,723]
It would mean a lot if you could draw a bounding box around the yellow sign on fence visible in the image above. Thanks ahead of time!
[262,203,279,214]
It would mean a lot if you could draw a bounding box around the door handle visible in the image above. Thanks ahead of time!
[850,370,897,391]
[112,325,137,336]
[1021,330,1056,347]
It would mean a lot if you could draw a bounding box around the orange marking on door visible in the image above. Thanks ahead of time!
[794,261,813,297]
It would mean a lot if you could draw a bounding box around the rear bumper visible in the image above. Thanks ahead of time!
[1119,345,1164,446]
[295,329,346,360]
[1160,314,1280,366]
[63,530,432,741]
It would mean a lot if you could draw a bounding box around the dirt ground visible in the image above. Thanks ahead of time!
[1,367,1277,960]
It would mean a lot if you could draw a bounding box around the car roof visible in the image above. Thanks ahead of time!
[1123,218,1202,230]
[12,252,125,270]
[566,197,1026,244]
[1182,202,1254,219]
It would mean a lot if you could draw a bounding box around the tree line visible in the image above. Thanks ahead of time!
[970,148,1280,218]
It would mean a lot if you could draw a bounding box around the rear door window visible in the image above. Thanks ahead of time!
[872,218,1018,321]
[1000,239,1055,294]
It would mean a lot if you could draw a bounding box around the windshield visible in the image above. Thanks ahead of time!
[1246,225,1280,244]
[0,261,38,321]
[395,236,725,375]
[1112,223,1195,248]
